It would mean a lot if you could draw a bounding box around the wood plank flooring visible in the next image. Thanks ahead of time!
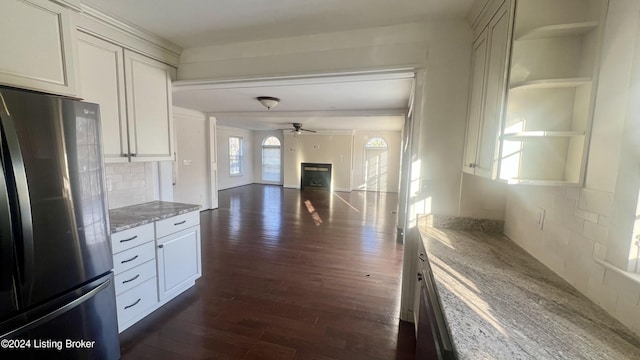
[120,185,415,359]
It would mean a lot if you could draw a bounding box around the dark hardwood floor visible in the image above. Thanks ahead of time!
[120,184,416,359]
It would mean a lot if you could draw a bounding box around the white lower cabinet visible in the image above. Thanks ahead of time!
[157,226,202,302]
[110,210,201,333]
[116,277,158,331]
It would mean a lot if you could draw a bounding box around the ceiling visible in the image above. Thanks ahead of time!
[81,0,472,132]
[172,72,414,131]
[81,0,474,48]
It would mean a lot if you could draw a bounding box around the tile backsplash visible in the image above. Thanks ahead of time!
[104,162,155,209]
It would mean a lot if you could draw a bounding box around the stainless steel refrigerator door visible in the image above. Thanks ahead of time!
[0,87,112,309]
[0,273,120,360]
[0,112,18,318]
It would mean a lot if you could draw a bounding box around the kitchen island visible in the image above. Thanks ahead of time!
[417,215,640,359]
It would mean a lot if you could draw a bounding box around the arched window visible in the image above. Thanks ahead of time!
[262,136,281,182]
[365,137,389,149]
[363,137,389,191]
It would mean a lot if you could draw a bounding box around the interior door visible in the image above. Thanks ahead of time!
[173,111,208,208]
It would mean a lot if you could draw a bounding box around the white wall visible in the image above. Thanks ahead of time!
[504,0,640,335]
[216,126,254,190]
[413,21,473,217]
[283,132,353,191]
[178,22,430,80]
[173,107,209,208]
[352,131,401,192]
[252,130,284,185]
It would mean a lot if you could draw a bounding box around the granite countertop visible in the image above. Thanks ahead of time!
[417,215,640,360]
[109,201,201,233]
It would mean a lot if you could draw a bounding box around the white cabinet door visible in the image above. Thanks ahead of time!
[124,50,174,161]
[77,33,128,162]
[156,226,201,301]
[476,4,511,178]
[0,0,77,96]
[463,1,512,178]
[463,29,489,174]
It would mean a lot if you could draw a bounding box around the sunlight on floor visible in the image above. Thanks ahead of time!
[332,192,361,213]
[304,200,324,226]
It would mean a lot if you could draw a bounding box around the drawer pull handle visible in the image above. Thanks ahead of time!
[120,235,138,243]
[124,298,141,309]
[158,245,164,249]
[418,253,426,261]
[122,274,140,284]
[174,220,186,226]
[121,255,139,264]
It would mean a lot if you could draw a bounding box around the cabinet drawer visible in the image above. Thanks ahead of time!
[116,277,158,331]
[113,241,155,275]
[155,211,200,238]
[114,259,157,295]
[111,223,155,254]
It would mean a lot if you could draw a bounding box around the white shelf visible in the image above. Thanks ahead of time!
[509,78,591,90]
[516,21,599,40]
[502,131,585,139]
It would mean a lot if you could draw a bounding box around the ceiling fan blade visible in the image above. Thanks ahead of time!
[301,128,317,133]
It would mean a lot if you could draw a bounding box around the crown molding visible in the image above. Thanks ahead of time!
[79,3,182,59]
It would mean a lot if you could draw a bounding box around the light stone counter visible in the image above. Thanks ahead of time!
[418,215,640,359]
[109,201,201,233]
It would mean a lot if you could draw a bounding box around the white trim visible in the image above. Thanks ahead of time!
[77,4,182,66]
[212,109,407,119]
[173,69,416,91]
[173,106,206,118]
[594,258,640,284]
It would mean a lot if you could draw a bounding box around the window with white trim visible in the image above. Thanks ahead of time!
[229,136,243,176]
[262,136,281,182]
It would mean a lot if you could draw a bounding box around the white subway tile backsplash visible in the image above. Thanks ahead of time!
[583,221,608,244]
[565,187,580,201]
[578,188,614,216]
[574,208,599,223]
[104,163,156,209]
[587,276,618,312]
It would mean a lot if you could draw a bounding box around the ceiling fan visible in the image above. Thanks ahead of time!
[280,123,317,134]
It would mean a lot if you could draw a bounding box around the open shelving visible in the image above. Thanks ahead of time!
[499,0,606,185]
[516,21,599,40]
[509,77,591,90]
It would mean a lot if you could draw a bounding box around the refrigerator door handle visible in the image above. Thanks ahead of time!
[0,278,112,339]
[0,93,34,291]
[0,116,18,313]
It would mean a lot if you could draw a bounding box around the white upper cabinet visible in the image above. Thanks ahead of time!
[0,0,77,96]
[463,0,513,178]
[77,33,128,162]
[77,33,176,162]
[124,50,175,161]
[500,0,607,185]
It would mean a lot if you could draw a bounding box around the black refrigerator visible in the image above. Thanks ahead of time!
[0,86,120,359]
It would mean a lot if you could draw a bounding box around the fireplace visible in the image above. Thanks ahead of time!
[301,163,332,191]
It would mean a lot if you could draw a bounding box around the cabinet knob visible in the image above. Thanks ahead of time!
[130,153,137,157]
[467,163,477,168]
[158,244,164,249]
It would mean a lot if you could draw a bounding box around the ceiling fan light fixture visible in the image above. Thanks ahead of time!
[256,96,280,110]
